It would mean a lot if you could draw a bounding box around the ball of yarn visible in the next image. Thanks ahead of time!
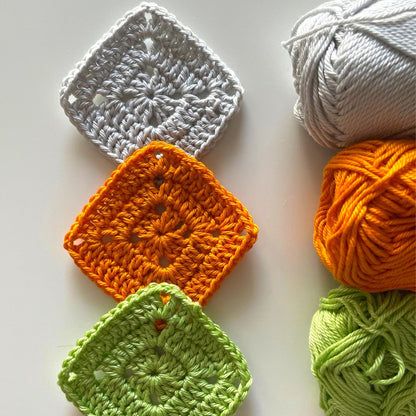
[314,139,416,292]
[310,287,416,416]
[284,0,416,148]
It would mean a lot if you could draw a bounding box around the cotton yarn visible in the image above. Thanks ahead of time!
[284,0,416,148]
[314,139,416,292]
[310,287,416,416]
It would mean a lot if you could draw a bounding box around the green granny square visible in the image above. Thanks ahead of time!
[58,283,252,416]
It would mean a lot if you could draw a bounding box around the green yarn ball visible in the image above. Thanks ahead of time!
[310,287,416,416]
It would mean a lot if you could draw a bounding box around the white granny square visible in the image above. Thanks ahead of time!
[60,2,243,163]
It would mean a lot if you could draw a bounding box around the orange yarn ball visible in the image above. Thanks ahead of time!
[314,139,416,292]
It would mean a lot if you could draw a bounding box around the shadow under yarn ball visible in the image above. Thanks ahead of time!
[310,287,416,416]
[313,139,416,293]
[284,0,416,148]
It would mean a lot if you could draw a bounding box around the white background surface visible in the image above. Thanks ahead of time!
[1,0,339,414]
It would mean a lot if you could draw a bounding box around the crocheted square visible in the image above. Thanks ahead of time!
[60,2,243,163]
[64,141,258,304]
[58,283,252,416]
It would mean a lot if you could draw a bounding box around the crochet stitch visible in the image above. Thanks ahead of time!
[60,2,243,163]
[64,141,258,304]
[58,283,252,416]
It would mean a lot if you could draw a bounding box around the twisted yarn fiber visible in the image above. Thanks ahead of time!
[314,139,416,292]
[284,0,416,148]
[58,283,252,416]
[64,141,258,305]
[310,287,416,416]
[60,2,243,163]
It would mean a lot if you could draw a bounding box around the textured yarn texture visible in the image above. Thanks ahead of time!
[314,139,416,292]
[60,2,243,163]
[310,286,416,416]
[64,141,258,304]
[284,0,416,148]
[58,283,252,416]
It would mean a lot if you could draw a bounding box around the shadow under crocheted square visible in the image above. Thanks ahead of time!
[60,2,243,163]
[64,141,258,304]
[58,283,252,416]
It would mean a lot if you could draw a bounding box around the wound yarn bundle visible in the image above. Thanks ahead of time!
[284,0,416,148]
[310,287,416,416]
[314,139,416,292]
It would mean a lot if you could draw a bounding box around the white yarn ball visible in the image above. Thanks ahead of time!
[284,0,416,148]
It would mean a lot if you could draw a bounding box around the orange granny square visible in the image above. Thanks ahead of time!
[64,142,258,304]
